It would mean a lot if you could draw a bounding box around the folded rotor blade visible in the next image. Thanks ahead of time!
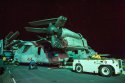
[36,38,47,43]
[25,27,48,33]
[29,18,57,26]
[4,40,21,49]
[5,32,14,40]
[4,32,14,45]
[7,31,20,43]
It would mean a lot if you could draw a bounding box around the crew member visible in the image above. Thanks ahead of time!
[29,58,37,69]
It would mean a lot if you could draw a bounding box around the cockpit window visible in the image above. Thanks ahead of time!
[38,47,41,55]
[22,45,31,53]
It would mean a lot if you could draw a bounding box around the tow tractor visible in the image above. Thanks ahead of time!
[73,55,123,77]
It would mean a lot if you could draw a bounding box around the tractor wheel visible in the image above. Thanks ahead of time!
[75,64,83,73]
[99,66,113,77]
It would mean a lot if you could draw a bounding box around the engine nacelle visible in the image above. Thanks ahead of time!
[62,37,84,50]
[59,28,81,39]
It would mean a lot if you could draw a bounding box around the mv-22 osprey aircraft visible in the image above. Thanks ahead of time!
[14,16,97,65]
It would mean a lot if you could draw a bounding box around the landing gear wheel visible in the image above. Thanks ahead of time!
[99,66,113,77]
[75,64,83,73]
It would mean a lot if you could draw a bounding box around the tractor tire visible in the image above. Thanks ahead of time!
[99,66,113,77]
[75,64,83,73]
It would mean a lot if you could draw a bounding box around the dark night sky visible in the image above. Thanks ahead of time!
[0,0,125,58]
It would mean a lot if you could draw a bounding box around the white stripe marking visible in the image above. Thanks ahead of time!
[9,70,11,74]
[9,70,16,83]
[12,78,16,83]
